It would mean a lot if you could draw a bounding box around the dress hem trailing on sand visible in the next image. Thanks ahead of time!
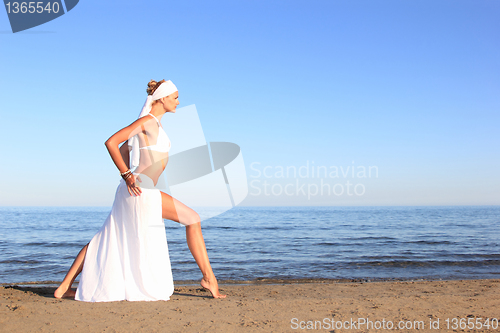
[75,177,174,302]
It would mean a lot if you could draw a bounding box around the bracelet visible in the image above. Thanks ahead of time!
[123,172,133,181]
[120,169,131,176]
[120,169,132,180]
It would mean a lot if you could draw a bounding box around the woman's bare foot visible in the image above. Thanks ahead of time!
[54,285,76,299]
[201,277,226,298]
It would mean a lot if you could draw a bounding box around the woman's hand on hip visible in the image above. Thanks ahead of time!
[126,174,142,196]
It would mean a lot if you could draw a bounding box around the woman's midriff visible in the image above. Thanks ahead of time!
[136,153,169,187]
[119,140,169,188]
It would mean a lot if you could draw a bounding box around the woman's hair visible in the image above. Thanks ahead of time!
[146,80,165,105]
[147,79,166,105]
[146,79,166,95]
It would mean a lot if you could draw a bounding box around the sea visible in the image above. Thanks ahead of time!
[0,206,499,285]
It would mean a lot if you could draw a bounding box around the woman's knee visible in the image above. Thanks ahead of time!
[182,210,200,226]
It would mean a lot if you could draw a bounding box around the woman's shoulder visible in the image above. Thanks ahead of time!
[129,114,159,129]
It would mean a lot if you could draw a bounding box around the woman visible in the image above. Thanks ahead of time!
[54,79,226,301]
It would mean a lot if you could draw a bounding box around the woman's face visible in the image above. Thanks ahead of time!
[161,91,179,113]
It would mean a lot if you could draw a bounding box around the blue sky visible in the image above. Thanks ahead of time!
[1,0,499,206]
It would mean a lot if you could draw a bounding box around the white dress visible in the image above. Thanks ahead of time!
[75,114,174,302]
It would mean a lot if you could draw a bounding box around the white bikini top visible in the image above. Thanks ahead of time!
[139,113,171,153]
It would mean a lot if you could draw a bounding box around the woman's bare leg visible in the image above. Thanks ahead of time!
[54,243,89,299]
[186,223,226,298]
[161,191,226,298]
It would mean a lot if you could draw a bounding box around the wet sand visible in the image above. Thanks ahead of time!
[1,279,499,332]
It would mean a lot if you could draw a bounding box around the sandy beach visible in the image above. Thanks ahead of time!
[1,279,499,332]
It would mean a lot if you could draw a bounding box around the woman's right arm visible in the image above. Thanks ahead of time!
[119,141,130,170]
[104,118,146,196]
[105,135,132,175]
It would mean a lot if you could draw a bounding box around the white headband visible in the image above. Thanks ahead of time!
[152,80,178,100]
[137,80,178,118]
[129,80,178,171]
